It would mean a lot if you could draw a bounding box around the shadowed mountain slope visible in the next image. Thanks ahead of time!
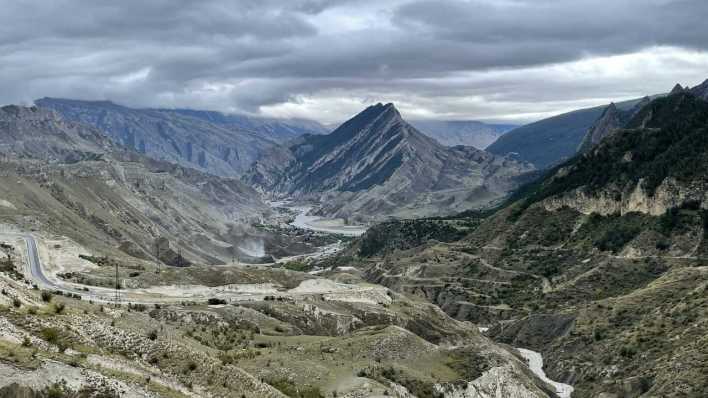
[246,103,534,221]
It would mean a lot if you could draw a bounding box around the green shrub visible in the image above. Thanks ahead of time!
[40,291,53,302]
[40,327,60,344]
[267,378,324,398]
[53,302,66,314]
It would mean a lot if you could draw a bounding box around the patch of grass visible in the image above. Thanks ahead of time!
[267,378,324,398]
[282,261,314,272]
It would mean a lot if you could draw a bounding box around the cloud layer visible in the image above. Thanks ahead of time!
[2,0,708,124]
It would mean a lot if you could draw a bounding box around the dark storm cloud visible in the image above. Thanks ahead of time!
[1,0,707,122]
[395,0,708,62]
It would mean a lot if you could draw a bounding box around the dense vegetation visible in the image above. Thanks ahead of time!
[513,92,708,215]
[357,219,469,257]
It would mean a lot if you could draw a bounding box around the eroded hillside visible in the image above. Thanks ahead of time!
[327,91,708,397]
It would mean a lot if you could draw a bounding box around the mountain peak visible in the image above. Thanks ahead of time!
[670,83,685,94]
[368,102,401,119]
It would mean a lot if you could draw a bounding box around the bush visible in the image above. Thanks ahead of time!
[620,345,637,358]
[40,327,60,344]
[148,330,158,341]
[53,302,66,314]
[41,291,53,302]
[12,298,21,308]
[207,298,227,305]
[282,261,314,272]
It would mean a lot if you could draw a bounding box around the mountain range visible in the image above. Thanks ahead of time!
[408,120,516,149]
[246,103,534,221]
[0,105,321,266]
[35,98,327,177]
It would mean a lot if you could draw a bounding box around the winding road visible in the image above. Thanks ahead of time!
[4,233,125,303]
[1,232,376,305]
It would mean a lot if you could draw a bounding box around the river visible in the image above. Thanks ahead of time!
[271,201,368,237]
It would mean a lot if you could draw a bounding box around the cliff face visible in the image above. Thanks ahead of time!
[544,177,708,216]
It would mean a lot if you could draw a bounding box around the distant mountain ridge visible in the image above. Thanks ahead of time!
[410,120,516,149]
[246,103,534,221]
[164,108,328,142]
[487,97,654,169]
[34,98,326,177]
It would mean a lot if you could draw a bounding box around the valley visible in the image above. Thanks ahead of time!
[0,69,707,398]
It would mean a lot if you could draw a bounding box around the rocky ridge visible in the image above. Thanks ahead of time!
[246,103,534,221]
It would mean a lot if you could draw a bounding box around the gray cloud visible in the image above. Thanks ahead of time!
[1,0,708,123]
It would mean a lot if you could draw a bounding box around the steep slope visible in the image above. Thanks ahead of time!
[410,120,516,149]
[576,96,650,153]
[34,98,279,177]
[0,105,280,265]
[0,105,113,161]
[247,103,534,221]
[331,90,708,397]
[689,78,708,99]
[488,97,656,169]
[168,108,328,142]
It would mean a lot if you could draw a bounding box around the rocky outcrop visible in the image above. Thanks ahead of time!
[577,96,650,154]
[544,177,707,216]
[435,365,550,398]
[577,103,623,153]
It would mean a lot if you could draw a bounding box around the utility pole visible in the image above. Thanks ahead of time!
[114,261,120,307]
[155,241,161,274]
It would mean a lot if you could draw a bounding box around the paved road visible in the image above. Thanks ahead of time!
[3,233,376,306]
[6,233,120,302]
[2,233,160,304]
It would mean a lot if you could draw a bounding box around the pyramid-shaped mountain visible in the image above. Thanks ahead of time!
[247,103,534,221]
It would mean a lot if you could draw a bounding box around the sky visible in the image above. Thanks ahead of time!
[2,0,708,125]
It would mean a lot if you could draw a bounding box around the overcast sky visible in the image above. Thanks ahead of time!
[2,0,708,124]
